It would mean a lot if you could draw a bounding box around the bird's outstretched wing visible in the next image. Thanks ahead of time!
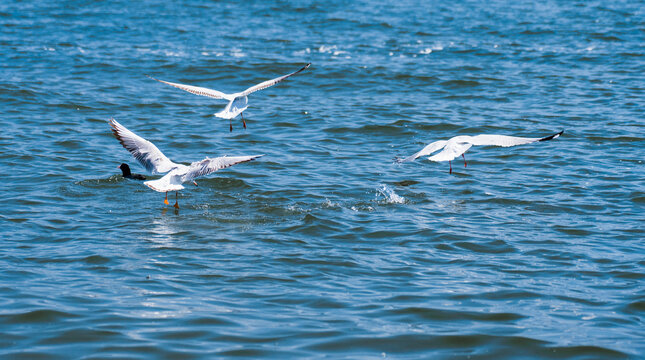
[146,75,233,100]
[469,131,563,147]
[109,118,178,174]
[239,63,311,96]
[399,140,448,162]
[182,155,264,182]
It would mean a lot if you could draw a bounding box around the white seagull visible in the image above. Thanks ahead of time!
[147,63,311,132]
[399,130,563,173]
[109,118,263,208]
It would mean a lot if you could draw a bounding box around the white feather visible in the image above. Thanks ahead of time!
[147,63,310,120]
[110,119,263,193]
[109,118,179,174]
[402,131,563,163]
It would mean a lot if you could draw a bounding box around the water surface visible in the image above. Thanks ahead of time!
[1,0,644,358]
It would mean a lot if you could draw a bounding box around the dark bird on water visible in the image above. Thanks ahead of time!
[118,163,146,180]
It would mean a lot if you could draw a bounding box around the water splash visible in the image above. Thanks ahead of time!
[377,184,406,204]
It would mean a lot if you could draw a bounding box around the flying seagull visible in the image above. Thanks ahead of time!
[147,63,311,132]
[109,118,263,208]
[399,130,563,173]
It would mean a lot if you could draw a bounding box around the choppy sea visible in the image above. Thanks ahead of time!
[1,0,643,358]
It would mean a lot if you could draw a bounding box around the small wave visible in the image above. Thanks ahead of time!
[318,45,338,53]
[230,48,245,58]
[419,44,444,54]
[322,198,340,208]
[377,184,405,204]
[75,175,134,189]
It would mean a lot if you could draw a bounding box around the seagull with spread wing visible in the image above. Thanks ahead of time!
[399,130,563,174]
[109,118,263,208]
[147,63,311,132]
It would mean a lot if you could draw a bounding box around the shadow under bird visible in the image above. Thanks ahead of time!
[109,118,263,208]
[117,163,146,180]
[399,130,563,174]
[147,63,311,132]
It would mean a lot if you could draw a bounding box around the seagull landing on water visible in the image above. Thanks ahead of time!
[399,130,563,174]
[109,118,263,208]
[146,63,311,132]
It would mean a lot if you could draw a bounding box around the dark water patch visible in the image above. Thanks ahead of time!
[39,328,123,345]
[609,271,645,280]
[590,33,624,42]
[266,296,345,309]
[363,230,408,239]
[216,348,284,357]
[387,306,524,322]
[621,300,645,315]
[151,329,211,341]
[524,249,584,262]
[275,256,359,269]
[392,179,419,187]
[454,240,517,254]
[553,225,596,236]
[520,29,556,35]
[215,334,283,345]
[452,290,541,301]
[439,79,482,89]
[305,333,543,354]
[0,309,79,325]
[82,255,111,265]
[183,316,237,327]
[4,217,29,223]
[89,345,178,359]
[227,274,297,284]
[630,191,645,204]
[0,352,63,360]
[554,295,608,307]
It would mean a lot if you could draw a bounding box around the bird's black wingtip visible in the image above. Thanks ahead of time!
[539,130,564,142]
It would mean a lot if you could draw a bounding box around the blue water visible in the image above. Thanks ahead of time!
[1,0,644,358]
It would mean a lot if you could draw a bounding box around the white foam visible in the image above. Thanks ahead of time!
[318,45,337,53]
[230,48,245,58]
[377,184,405,204]
[322,198,339,208]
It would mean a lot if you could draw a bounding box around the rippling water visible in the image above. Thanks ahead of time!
[1,0,644,358]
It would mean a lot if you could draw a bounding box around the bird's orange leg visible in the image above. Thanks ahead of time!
[173,192,179,209]
[449,161,452,174]
[462,153,467,167]
[242,112,246,129]
[164,192,169,205]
